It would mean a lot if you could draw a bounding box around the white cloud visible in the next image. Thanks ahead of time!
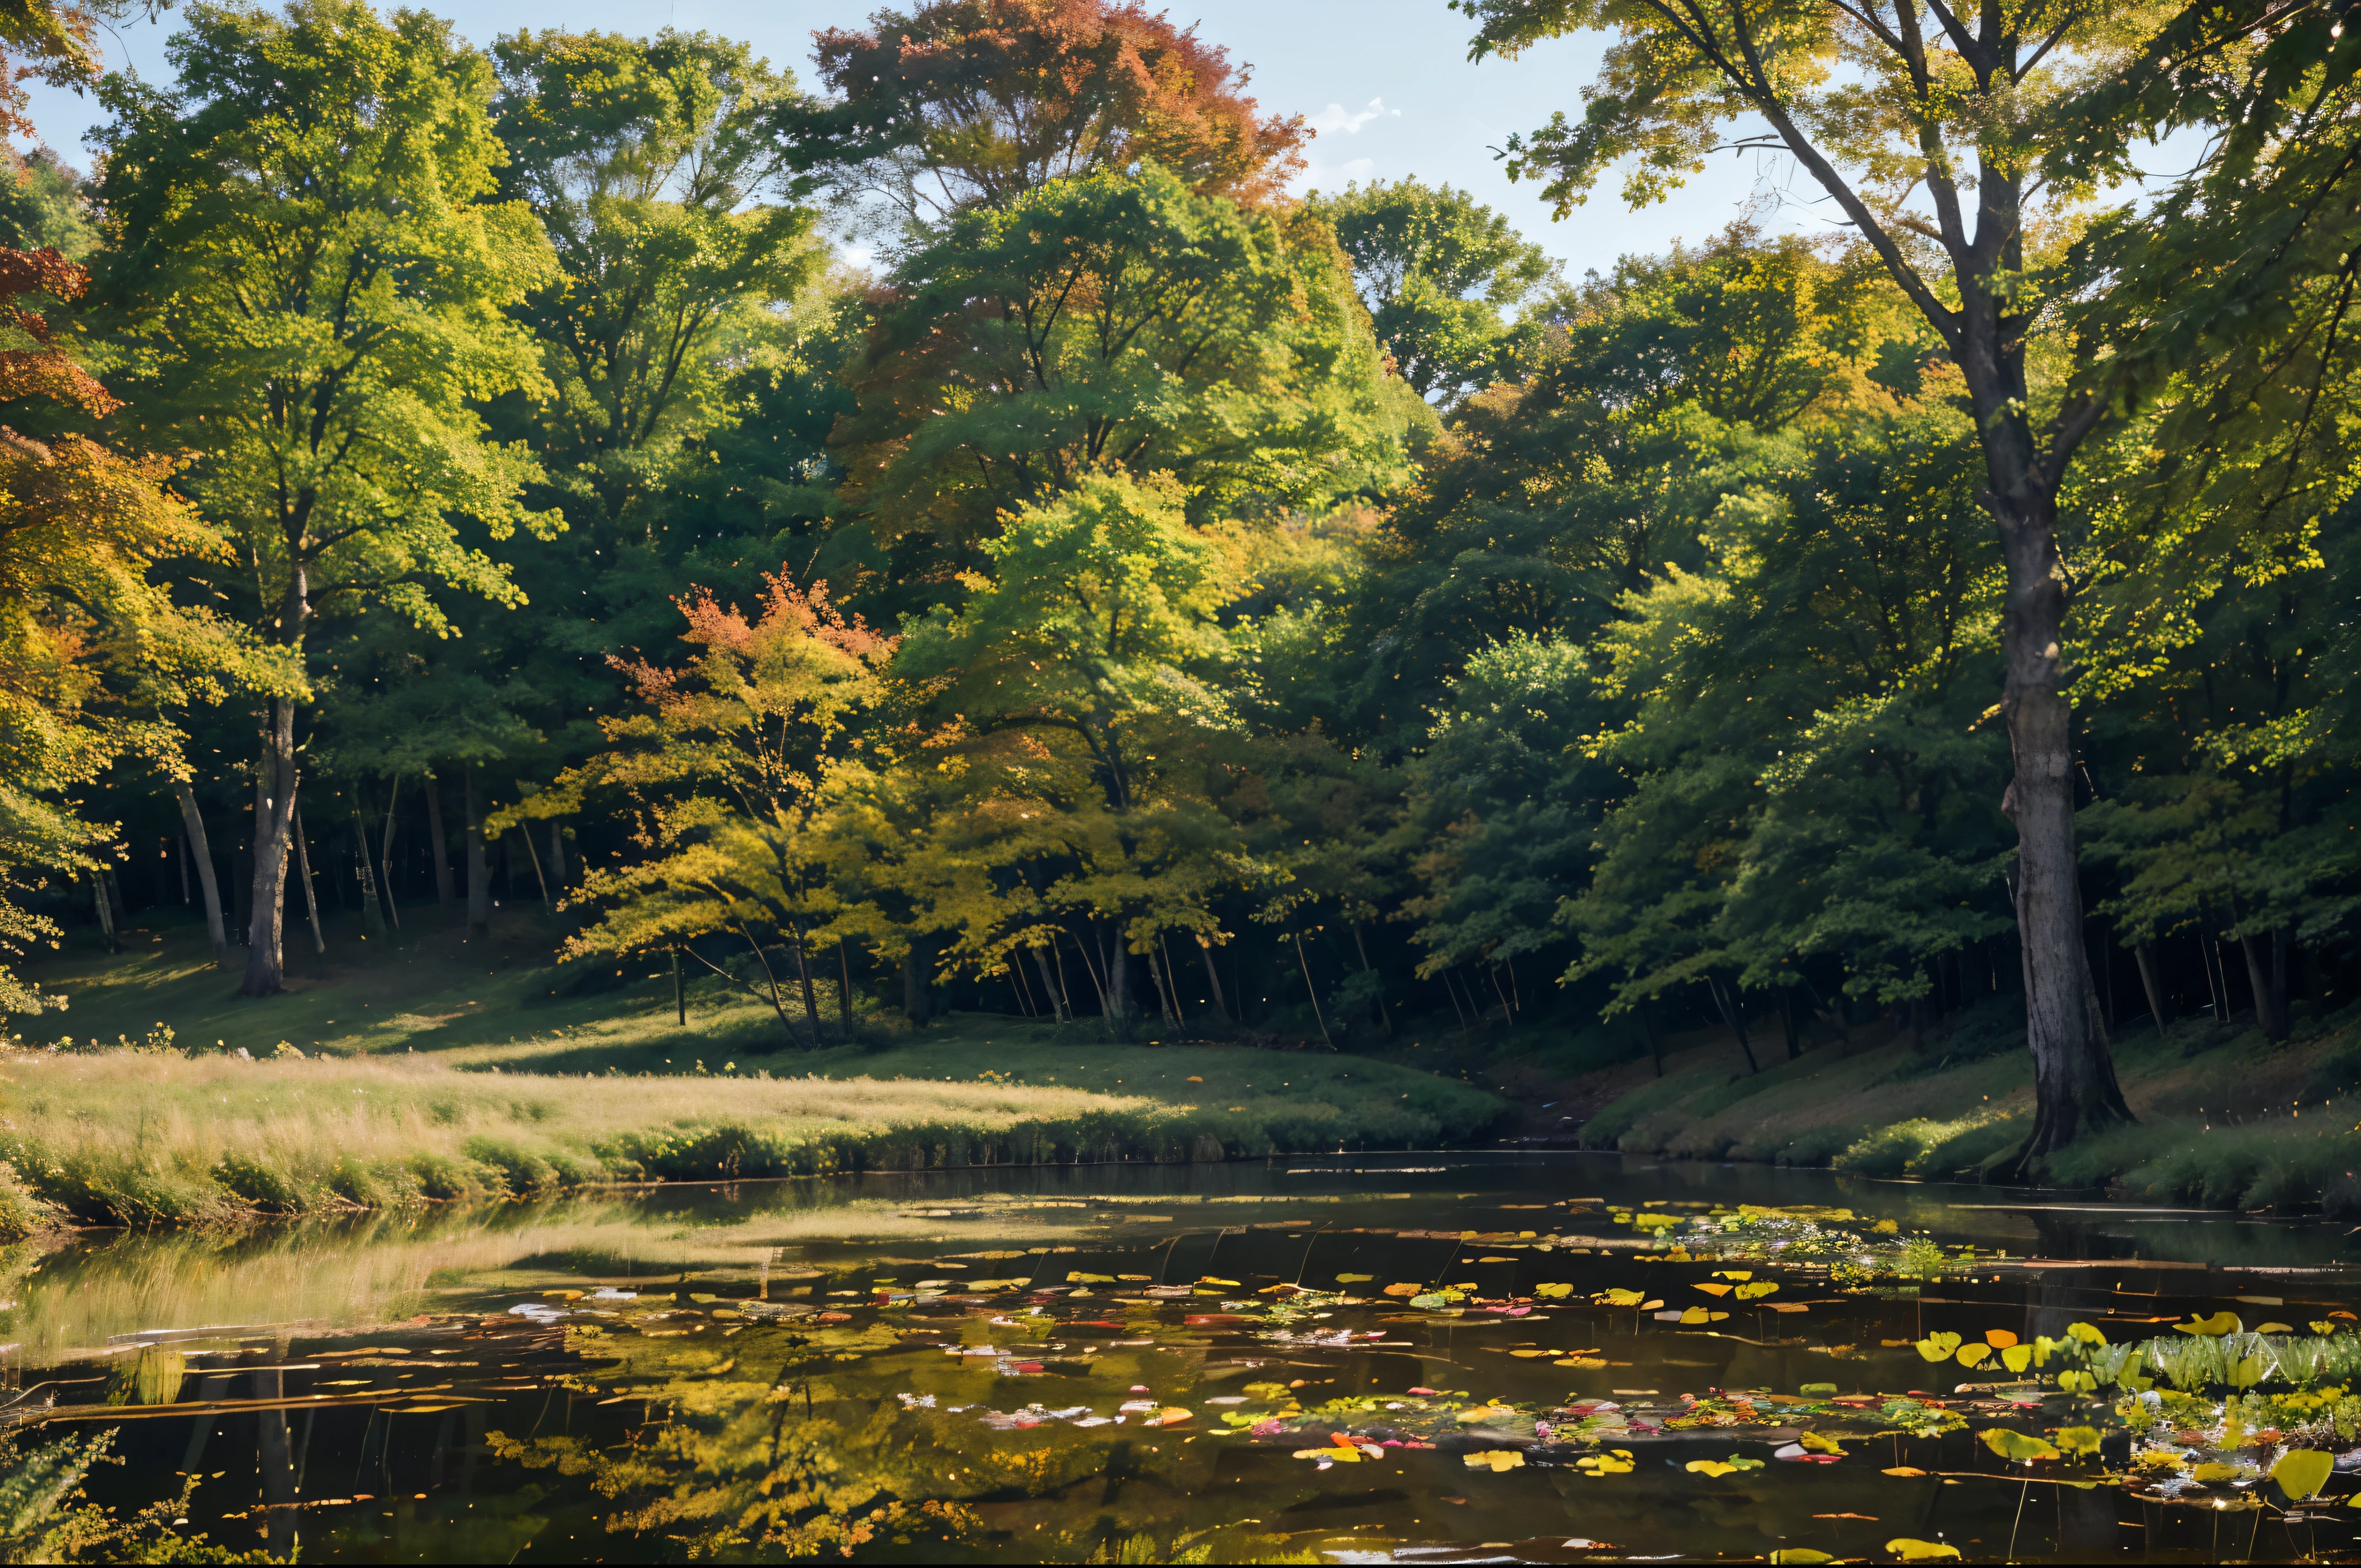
[1309,97,1400,136]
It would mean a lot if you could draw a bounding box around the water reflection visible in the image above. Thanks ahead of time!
[9,1154,2361,1563]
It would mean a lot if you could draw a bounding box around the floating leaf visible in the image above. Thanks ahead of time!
[1065,1272,1114,1284]
[1883,1466,1928,1477]
[1915,1332,1962,1362]
[1678,1306,1730,1324]
[1242,1382,1288,1400]
[1685,1460,1739,1477]
[2065,1321,2110,1345]
[2255,1321,2295,1334]
[1800,1382,1837,1396]
[1769,1552,1838,1565]
[1457,1404,1515,1425]
[1799,1432,1847,1456]
[1461,1449,1525,1472]
[1575,1450,1634,1474]
[1595,1288,1646,1307]
[1508,1349,1554,1359]
[1953,1343,1991,1369]
[1713,1270,1754,1281]
[1334,1273,1372,1284]
[1555,1356,1607,1368]
[1383,1283,1422,1298]
[2000,1344,2034,1374]
[2174,1312,2239,1337]
[2274,1449,2334,1501]
[1693,1283,1734,1298]
[2191,1462,2244,1484]
[1734,1282,1780,1300]
[1885,1540,1961,1563]
[1979,1428,2058,1463]
[1410,1291,1464,1310]
[1295,1445,1362,1463]
[1985,1329,2019,1348]
[1535,1282,1574,1299]
[1201,1277,1240,1287]
[2054,1426,2102,1457]
[1642,1299,1665,1310]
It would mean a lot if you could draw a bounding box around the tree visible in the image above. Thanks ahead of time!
[95,0,561,994]
[541,575,894,1046]
[792,0,1308,231]
[833,161,1410,577]
[1455,0,2359,1159]
[490,27,824,530]
[0,248,260,1011]
[893,469,1253,1028]
[1306,178,1557,405]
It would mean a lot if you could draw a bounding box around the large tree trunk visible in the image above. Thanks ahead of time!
[242,700,297,996]
[424,772,455,906]
[172,781,231,969]
[1990,487,2130,1164]
[2240,929,2291,1043]
[463,767,490,940]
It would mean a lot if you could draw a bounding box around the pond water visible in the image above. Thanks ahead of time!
[7,1153,2360,1563]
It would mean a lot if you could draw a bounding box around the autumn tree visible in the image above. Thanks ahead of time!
[790,0,1308,232]
[537,576,895,1046]
[95,0,560,994]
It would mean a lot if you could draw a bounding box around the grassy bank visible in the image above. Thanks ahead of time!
[0,908,1504,1232]
[1546,989,2361,1211]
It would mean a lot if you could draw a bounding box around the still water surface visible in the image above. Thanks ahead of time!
[8,1154,2359,1563]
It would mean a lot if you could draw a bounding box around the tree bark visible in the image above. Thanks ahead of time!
[463,768,490,940]
[377,775,401,930]
[902,933,934,1024]
[352,805,386,938]
[1707,975,1759,1074]
[2133,941,2174,1035]
[1990,490,2130,1164]
[787,921,822,1039]
[1292,927,1333,1048]
[292,806,326,956]
[2240,929,2291,1043]
[838,940,855,1036]
[88,868,118,953]
[1195,937,1228,1025]
[172,781,231,969]
[424,772,455,907]
[242,700,297,996]
[519,826,553,914]
[1035,944,1071,1022]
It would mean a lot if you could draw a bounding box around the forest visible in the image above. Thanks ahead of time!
[4,0,2360,1176]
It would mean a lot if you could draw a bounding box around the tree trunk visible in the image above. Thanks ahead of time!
[672,945,685,1026]
[519,826,553,914]
[424,772,455,907]
[463,768,490,940]
[1351,922,1392,1035]
[291,806,326,956]
[1292,927,1333,1048]
[377,776,401,930]
[1035,944,1070,1022]
[103,855,128,932]
[1707,975,1760,1074]
[901,934,934,1024]
[172,781,231,969]
[838,940,855,1036]
[1990,489,2129,1164]
[2241,930,2290,1043]
[352,805,387,938]
[1148,936,1180,1028]
[787,921,822,1039]
[242,700,298,996]
[1196,937,1228,1025]
[2133,941,2174,1035]
[88,868,118,953]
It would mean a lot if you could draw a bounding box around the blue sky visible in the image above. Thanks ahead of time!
[23,0,1817,280]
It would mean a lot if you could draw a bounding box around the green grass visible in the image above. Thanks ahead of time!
[1564,987,2361,1209]
[0,906,1504,1233]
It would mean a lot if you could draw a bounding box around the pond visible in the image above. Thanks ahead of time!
[6,1153,2359,1563]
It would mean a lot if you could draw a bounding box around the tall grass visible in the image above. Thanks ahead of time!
[1,1043,1500,1232]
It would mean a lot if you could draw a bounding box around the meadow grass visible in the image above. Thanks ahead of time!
[0,907,1503,1232]
[1569,990,2361,1209]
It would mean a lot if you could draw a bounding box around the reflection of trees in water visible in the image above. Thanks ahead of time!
[478,1316,1270,1562]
